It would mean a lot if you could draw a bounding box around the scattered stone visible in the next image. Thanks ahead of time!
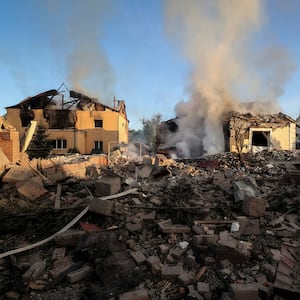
[158,219,191,234]
[54,230,85,247]
[178,272,194,285]
[130,250,147,265]
[161,264,184,280]
[66,265,93,283]
[22,261,46,282]
[229,283,259,300]
[118,289,149,300]
[17,177,48,201]
[197,282,211,299]
[232,177,257,202]
[95,175,121,196]
[242,196,267,217]
[89,199,114,216]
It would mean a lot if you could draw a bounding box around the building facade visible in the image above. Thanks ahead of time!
[5,89,129,156]
[224,112,297,153]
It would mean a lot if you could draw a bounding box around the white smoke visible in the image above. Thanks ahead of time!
[46,0,116,102]
[164,0,296,157]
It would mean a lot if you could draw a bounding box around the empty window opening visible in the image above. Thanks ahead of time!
[252,131,269,147]
[94,141,103,151]
[51,139,67,149]
[94,120,103,128]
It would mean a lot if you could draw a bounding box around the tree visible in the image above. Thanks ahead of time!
[142,113,162,149]
[229,116,249,163]
[26,125,53,159]
[129,114,162,151]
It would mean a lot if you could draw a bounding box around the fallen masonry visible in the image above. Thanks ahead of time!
[0,150,299,299]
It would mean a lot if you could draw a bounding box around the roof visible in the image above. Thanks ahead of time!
[226,112,297,125]
[6,89,58,110]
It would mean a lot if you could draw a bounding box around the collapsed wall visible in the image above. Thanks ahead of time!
[0,116,20,163]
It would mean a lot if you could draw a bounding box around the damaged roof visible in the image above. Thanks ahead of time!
[6,89,58,110]
[6,88,126,116]
[226,112,297,125]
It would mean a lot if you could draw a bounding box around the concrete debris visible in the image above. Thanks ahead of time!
[232,177,258,202]
[0,150,299,299]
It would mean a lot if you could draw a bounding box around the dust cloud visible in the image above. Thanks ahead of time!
[164,0,296,157]
[47,0,116,102]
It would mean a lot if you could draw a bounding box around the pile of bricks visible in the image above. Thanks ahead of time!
[0,150,299,299]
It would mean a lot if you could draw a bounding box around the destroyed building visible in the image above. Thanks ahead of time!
[0,116,21,163]
[224,112,298,153]
[5,88,129,156]
[157,112,298,157]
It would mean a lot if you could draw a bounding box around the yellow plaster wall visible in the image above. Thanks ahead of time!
[84,128,118,153]
[6,108,23,134]
[271,126,293,150]
[289,123,296,150]
[6,108,48,137]
[118,114,129,144]
[229,123,296,152]
[6,106,129,155]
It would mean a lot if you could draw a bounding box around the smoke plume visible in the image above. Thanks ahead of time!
[164,0,296,157]
[48,0,116,102]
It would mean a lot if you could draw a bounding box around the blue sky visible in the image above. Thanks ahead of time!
[0,0,299,129]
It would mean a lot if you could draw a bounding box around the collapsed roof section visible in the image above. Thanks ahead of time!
[6,89,58,110]
[6,88,127,116]
[224,111,297,128]
[157,112,298,158]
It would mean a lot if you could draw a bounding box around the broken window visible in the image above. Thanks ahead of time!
[251,131,269,147]
[45,110,76,129]
[94,120,103,128]
[94,141,103,151]
[91,141,103,154]
[20,109,34,127]
[51,139,67,149]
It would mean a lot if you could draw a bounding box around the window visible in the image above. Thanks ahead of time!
[51,139,67,149]
[252,131,269,147]
[94,120,103,128]
[94,141,103,151]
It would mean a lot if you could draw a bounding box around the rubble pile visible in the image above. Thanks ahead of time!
[0,150,299,300]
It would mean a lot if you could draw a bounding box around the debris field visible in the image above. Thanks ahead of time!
[0,149,299,300]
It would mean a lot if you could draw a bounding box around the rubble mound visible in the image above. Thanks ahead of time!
[0,150,299,299]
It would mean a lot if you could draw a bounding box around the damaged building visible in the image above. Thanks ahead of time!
[0,116,21,163]
[157,112,298,157]
[224,112,298,153]
[5,88,128,155]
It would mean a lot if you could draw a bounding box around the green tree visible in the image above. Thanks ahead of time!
[26,125,53,159]
[141,113,162,149]
[129,113,162,150]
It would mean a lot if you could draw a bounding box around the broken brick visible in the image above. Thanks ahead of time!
[242,196,266,217]
[130,250,147,265]
[66,265,93,283]
[158,244,169,254]
[197,282,211,299]
[193,235,218,245]
[178,272,194,285]
[89,199,114,216]
[118,289,149,300]
[161,264,184,280]
[125,222,143,233]
[229,283,258,300]
[171,247,186,259]
[95,175,121,196]
[158,219,191,234]
[54,230,85,247]
[184,255,196,268]
[237,217,260,235]
[17,177,48,201]
[22,261,46,282]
